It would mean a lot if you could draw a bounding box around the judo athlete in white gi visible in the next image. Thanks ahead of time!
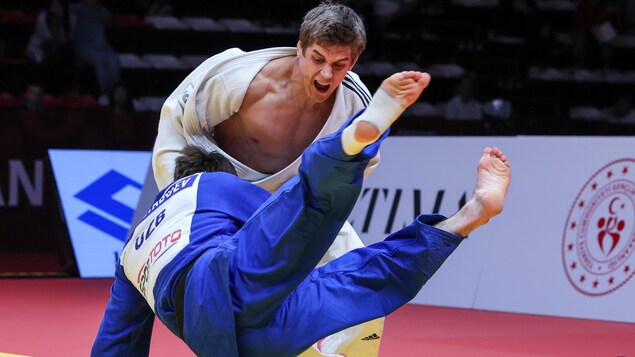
[92,72,512,356]
[149,3,383,354]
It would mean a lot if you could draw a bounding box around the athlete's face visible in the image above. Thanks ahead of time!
[297,41,357,103]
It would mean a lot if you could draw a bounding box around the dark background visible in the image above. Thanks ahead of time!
[1,0,633,276]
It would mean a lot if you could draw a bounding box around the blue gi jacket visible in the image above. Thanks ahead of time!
[91,172,271,356]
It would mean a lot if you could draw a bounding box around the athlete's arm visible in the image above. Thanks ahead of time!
[91,264,155,356]
[152,48,248,190]
[153,104,189,190]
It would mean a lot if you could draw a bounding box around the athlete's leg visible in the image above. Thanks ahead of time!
[229,72,431,330]
[342,71,431,155]
[236,147,512,357]
[236,214,461,357]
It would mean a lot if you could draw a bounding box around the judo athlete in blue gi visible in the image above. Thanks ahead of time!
[91,71,511,357]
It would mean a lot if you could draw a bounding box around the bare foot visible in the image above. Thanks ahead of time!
[380,71,431,108]
[435,147,511,237]
[354,71,431,142]
[473,147,511,220]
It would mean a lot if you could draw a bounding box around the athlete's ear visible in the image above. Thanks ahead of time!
[296,41,303,57]
[350,55,359,70]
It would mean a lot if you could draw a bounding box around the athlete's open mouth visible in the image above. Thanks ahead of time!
[314,80,330,93]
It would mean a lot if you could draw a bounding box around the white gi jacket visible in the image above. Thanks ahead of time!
[153,47,379,265]
[152,46,383,356]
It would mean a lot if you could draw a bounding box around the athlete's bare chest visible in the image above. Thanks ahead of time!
[215,95,330,173]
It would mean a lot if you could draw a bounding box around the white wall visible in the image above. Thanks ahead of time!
[350,136,635,323]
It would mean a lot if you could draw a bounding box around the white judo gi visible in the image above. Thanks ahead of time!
[152,47,384,356]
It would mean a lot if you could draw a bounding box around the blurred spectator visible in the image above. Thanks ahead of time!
[572,0,615,69]
[25,0,77,94]
[18,83,85,148]
[444,73,483,120]
[70,0,120,106]
[23,83,45,112]
[482,98,515,134]
[25,0,75,64]
[109,82,135,113]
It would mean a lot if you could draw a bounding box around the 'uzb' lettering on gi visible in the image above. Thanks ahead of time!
[121,174,200,309]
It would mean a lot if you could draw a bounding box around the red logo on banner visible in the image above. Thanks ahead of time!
[563,159,635,296]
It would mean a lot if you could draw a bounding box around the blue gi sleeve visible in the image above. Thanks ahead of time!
[91,264,155,357]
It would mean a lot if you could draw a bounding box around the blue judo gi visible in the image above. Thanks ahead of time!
[91,112,464,357]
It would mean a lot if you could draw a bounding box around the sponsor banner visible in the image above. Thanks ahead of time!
[350,136,517,309]
[350,136,635,323]
[48,149,151,277]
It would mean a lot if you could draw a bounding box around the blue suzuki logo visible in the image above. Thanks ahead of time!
[74,170,143,241]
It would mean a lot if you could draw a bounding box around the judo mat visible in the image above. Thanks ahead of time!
[1,278,634,356]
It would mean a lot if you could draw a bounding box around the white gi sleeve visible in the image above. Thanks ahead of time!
[152,48,245,189]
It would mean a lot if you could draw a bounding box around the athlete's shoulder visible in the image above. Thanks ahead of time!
[199,171,243,184]
[210,47,296,79]
[199,48,244,66]
[197,172,270,221]
[199,172,267,196]
[342,71,371,106]
[220,47,295,64]
[245,47,296,56]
